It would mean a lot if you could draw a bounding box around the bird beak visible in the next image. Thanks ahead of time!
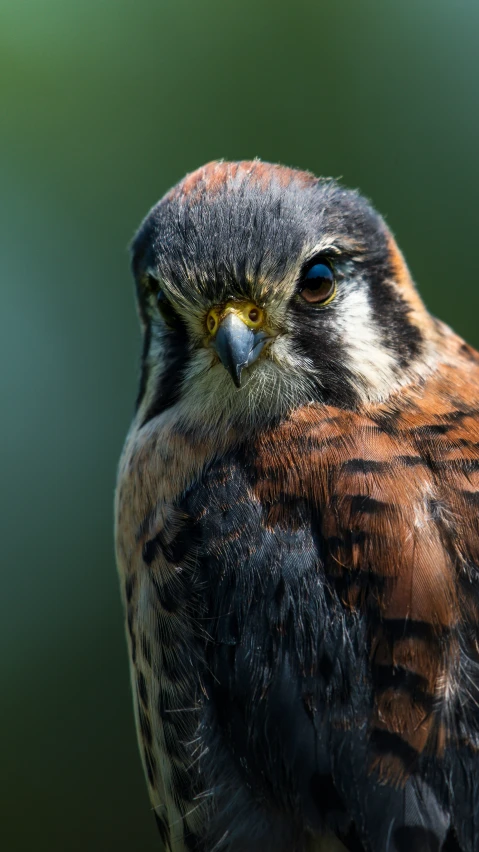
[211,312,269,388]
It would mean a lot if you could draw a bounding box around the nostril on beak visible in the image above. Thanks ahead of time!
[212,313,269,387]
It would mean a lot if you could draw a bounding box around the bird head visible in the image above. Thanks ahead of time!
[130,160,437,432]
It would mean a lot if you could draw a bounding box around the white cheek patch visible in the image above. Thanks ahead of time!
[268,334,316,377]
[333,282,400,401]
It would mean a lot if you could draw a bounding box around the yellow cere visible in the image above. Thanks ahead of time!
[205,300,265,336]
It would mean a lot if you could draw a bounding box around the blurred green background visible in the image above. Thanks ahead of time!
[2,1,479,849]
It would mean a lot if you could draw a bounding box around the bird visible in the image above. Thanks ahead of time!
[115,160,479,852]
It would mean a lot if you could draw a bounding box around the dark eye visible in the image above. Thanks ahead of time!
[146,275,180,328]
[145,273,158,291]
[298,258,336,305]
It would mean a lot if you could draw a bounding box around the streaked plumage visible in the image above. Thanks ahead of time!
[115,161,479,851]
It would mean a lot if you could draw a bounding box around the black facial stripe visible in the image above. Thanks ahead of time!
[290,300,360,408]
[366,243,424,367]
[140,315,190,426]
[374,287,423,368]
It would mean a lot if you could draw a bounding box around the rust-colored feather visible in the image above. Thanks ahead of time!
[253,326,479,782]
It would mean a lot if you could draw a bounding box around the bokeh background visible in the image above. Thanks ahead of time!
[2,1,479,849]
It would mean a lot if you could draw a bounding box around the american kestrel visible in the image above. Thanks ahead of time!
[115,161,479,852]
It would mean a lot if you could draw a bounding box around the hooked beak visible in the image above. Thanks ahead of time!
[212,312,269,387]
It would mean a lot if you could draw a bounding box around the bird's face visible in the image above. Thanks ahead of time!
[131,161,436,433]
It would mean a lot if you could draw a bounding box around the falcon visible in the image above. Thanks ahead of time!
[115,160,479,852]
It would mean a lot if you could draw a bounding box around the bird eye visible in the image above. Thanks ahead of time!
[146,273,160,294]
[298,258,336,305]
[145,275,180,328]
